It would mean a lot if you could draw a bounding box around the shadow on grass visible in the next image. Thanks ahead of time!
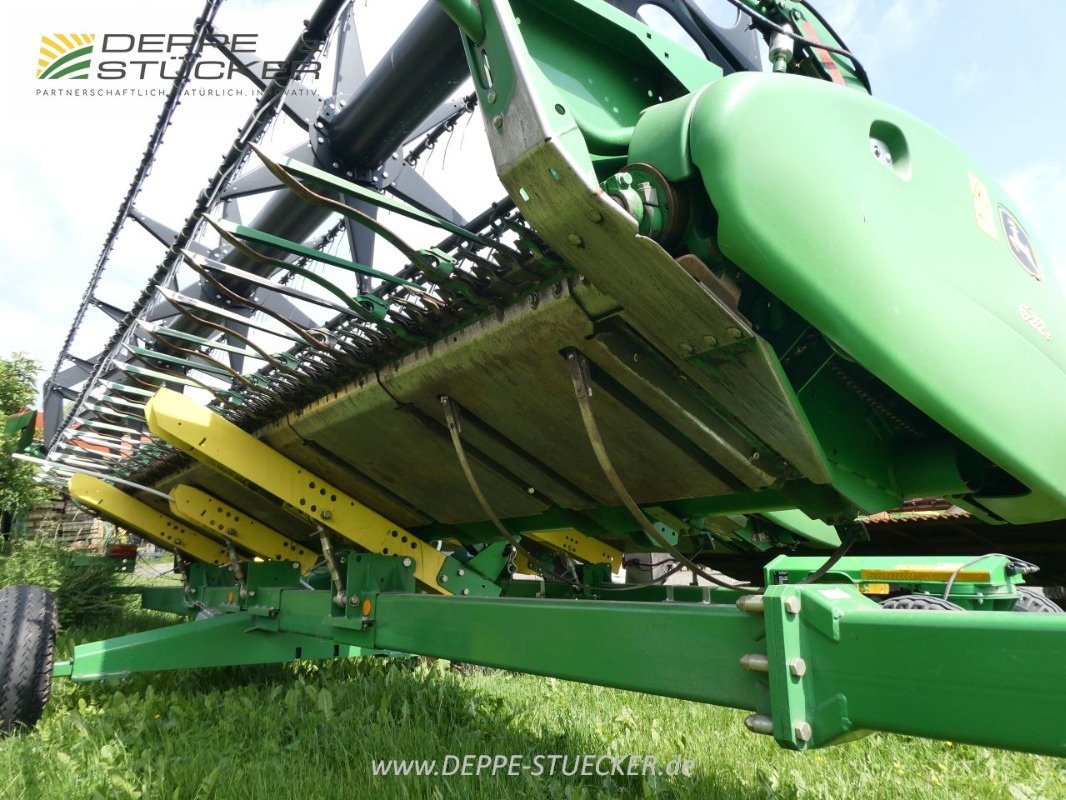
[34,612,761,799]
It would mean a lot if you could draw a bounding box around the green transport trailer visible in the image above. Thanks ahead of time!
[4,0,1066,759]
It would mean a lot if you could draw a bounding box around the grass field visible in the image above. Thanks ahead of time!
[1,606,1064,800]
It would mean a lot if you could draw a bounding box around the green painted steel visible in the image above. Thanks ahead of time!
[54,556,1066,756]
[54,611,373,681]
[764,554,1025,609]
[761,584,1066,755]
[370,593,763,707]
[683,71,1066,524]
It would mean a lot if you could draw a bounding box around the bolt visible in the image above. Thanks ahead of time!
[345,171,353,178]
[587,210,603,223]
[382,171,389,179]
[348,595,359,606]
[457,569,465,577]
[315,121,324,129]
[402,557,412,567]
[793,721,813,742]
[788,657,807,678]
[441,574,449,583]
[679,342,694,355]
[736,594,765,614]
[392,152,399,159]
[317,136,325,144]
[740,653,770,673]
[320,510,332,520]
[567,233,584,247]
[703,335,718,347]
[783,596,802,615]
[292,561,300,569]
[487,89,497,103]
[492,114,504,128]
[462,588,470,596]
[725,326,743,339]
[744,714,774,736]
[332,162,340,169]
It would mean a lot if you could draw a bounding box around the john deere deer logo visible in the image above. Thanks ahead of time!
[37,34,96,80]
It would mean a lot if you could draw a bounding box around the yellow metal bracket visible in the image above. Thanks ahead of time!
[145,388,498,596]
[68,473,229,566]
[525,528,624,574]
[169,485,318,575]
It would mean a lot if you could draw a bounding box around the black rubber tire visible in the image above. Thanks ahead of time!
[880,594,965,611]
[1012,586,1064,613]
[0,584,58,735]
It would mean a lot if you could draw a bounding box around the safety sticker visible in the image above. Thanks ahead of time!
[968,172,998,240]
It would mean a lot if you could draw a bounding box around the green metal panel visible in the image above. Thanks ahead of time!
[761,584,1066,755]
[370,593,764,707]
[686,72,1066,523]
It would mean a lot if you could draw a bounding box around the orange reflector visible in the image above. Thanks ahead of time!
[227,591,235,604]
[361,598,373,616]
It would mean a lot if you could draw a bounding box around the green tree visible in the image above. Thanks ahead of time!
[1,353,50,525]
[0,353,37,414]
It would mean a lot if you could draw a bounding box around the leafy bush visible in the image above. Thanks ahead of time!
[0,538,123,627]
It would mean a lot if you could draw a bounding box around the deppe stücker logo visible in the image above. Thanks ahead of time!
[35,32,321,82]
[38,34,96,80]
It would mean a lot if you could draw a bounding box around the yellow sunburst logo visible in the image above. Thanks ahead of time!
[38,34,95,80]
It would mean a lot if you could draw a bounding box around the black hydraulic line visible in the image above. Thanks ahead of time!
[717,0,872,92]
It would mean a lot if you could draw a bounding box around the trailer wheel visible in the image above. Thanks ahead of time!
[1012,587,1064,613]
[0,585,58,735]
[880,594,965,611]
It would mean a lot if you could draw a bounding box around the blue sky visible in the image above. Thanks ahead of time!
[820,0,1065,259]
[0,0,1062,401]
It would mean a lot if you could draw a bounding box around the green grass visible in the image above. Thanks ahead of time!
[1,611,1063,800]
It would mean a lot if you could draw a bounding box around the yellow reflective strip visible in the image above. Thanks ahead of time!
[859,582,891,595]
[860,568,991,583]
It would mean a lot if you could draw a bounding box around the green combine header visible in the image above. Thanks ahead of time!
[4,0,1064,758]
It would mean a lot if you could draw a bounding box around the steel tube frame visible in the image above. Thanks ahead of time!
[54,565,1066,756]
